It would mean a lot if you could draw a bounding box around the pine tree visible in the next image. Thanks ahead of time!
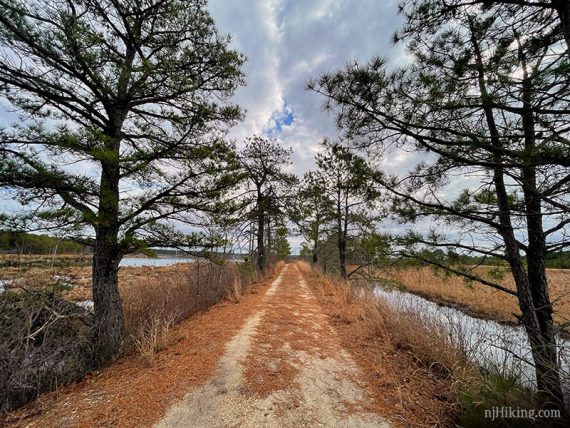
[238,136,296,271]
[311,0,570,409]
[0,0,244,363]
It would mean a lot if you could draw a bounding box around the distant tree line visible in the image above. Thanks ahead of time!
[0,230,84,254]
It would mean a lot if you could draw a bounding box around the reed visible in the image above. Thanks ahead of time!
[371,265,570,329]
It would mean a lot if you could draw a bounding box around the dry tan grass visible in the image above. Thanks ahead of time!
[0,256,277,365]
[312,267,472,376]
[121,261,272,364]
[367,265,570,328]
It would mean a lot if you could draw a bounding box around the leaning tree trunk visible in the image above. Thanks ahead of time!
[496,177,564,409]
[495,168,564,410]
[510,264,564,409]
[496,167,565,409]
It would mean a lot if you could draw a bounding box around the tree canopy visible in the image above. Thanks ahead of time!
[0,0,244,251]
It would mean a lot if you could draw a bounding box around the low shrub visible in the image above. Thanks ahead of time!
[0,286,93,412]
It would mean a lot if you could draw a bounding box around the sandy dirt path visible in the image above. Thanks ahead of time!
[155,263,389,428]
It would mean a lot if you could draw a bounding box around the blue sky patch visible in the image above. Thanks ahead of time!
[265,100,295,136]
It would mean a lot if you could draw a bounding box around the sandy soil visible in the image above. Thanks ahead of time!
[155,264,389,427]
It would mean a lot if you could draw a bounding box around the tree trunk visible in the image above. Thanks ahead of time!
[472,29,565,409]
[336,189,347,278]
[495,173,564,409]
[554,0,570,55]
[338,239,347,279]
[266,216,271,260]
[518,58,564,409]
[249,220,255,259]
[92,227,124,365]
[92,114,126,365]
[312,222,319,264]
[511,267,564,409]
[528,293,563,409]
[256,192,265,272]
[92,159,124,365]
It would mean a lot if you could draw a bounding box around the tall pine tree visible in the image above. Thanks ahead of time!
[0,0,244,363]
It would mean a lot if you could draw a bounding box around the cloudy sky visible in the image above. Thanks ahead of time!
[204,1,496,253]
[204,1,419,252]
[207,0,405,174]
[0,0,435,254]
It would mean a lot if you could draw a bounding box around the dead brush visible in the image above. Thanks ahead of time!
[296,260,313,276]
[227,277,243,303]
[307,262,478,384]
[314,275,359,324]
[121,261,249,363]
[381,302,471,378]
[362,280,543,423]
[131,313,175,366]
[357,289,390,340]
[121,260,280,363]
[266,260,286,278]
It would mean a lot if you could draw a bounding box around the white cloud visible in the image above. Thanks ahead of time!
[208,0,286,142]
[208,0,404,164]
[207,0,406,253]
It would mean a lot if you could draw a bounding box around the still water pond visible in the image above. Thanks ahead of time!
[119,257,192,267]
